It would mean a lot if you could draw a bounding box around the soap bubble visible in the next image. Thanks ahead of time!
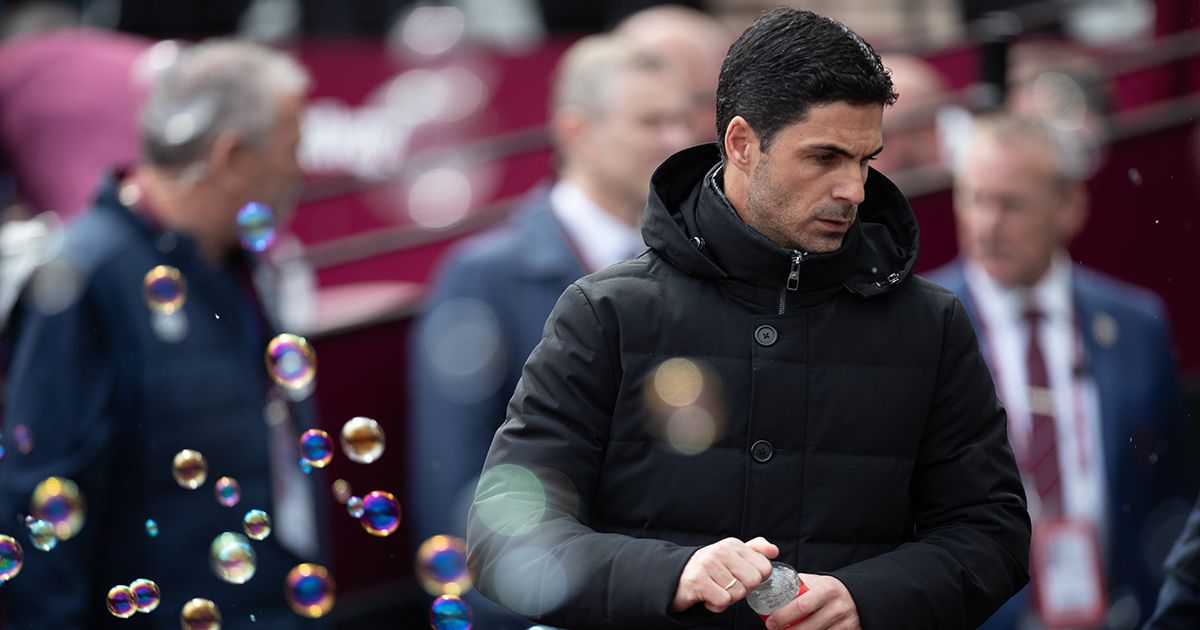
[299,429,334,468]
[242,509,272,541]
[331,479,352,504]
[340,416,385,464]
[30,476,85,540]
[346,496,364,518]
[416,535,471,596]
[214,476,241,508]
[357,491,400,537]
[172,449,208,490]
[180,598,221,630]
[285,563,335,618]
[143,265,187,314]
[430,594,472,630]
[130,578,161,613]
[474,465,544,537]
[0,536,24,582]
[27,519,56,551]
[209,532,257,584]
[106,585,138,618]
[643,358,727,456]
[265,333,316,392]
[236,202,277,252]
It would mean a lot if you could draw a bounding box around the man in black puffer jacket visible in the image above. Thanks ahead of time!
[467,8,1031,629]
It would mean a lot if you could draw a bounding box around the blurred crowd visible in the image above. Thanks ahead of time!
[0,0,1197,628]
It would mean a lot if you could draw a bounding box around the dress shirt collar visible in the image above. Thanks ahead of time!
[549,179,643,273]
[966,251,1073,324]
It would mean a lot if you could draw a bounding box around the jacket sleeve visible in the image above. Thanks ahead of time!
[467,283,702,629]
[0,287,120,629]
[1145,493,1200,629]
[830,297,1031,629]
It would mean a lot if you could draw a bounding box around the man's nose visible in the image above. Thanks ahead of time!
[831,165,866,205]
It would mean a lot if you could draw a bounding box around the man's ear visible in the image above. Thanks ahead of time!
[723,116,760,176]
[550,106,590,162]
[205,129,249,194]
[1061,181,1089,243]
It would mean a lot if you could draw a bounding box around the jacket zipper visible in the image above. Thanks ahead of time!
[777,250,806,314]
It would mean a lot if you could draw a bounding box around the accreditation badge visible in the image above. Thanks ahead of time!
[1030,519,1107,628]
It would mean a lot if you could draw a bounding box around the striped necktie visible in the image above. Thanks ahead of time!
[1024,306,1063,517]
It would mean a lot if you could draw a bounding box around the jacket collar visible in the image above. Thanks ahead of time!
[92,172,206,265]
[642,144,919,312]
[695,163,861,308]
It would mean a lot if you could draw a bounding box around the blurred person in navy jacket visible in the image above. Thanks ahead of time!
[0,39,323,628]
[407,33,692,628]
[928,113,1190,630]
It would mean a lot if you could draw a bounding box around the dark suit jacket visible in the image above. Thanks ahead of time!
[927,260,1191,630]
[0,177,323,629]
[408,187,584,628]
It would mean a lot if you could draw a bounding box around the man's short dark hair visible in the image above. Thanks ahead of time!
[715,7,898,159]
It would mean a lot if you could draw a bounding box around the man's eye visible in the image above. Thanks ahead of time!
[815,154,836,164]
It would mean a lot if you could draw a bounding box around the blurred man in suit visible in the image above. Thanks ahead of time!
[929,113,1190,630]
[408,33,691,628]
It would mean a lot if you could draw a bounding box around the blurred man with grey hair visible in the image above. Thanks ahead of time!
[0,39,324,628]
[408,33,692,629]
[615,4,734,144]
[930,113,1190,630]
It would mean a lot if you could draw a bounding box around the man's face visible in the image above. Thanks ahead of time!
[953,135,1079,287]
[741,102,883,253]
[579,69,693,209]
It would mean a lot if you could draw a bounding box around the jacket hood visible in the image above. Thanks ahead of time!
[641,143,919,302]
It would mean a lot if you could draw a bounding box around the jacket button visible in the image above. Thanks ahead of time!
[754,325,778,347]
[750,440,773,463]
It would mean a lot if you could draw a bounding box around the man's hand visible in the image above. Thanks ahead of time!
[671,537,778,614]
[764,573,860,630]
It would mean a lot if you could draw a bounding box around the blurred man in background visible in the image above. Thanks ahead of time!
[615,3,734,144]
[929,113,1190,630]
[407,33,691,629]
[0,39,323,628]
[874,53,950,176]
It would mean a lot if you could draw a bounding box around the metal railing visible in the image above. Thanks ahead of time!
[295,16,1200,273]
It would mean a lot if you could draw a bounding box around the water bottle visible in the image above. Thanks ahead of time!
[746,562,809,627]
